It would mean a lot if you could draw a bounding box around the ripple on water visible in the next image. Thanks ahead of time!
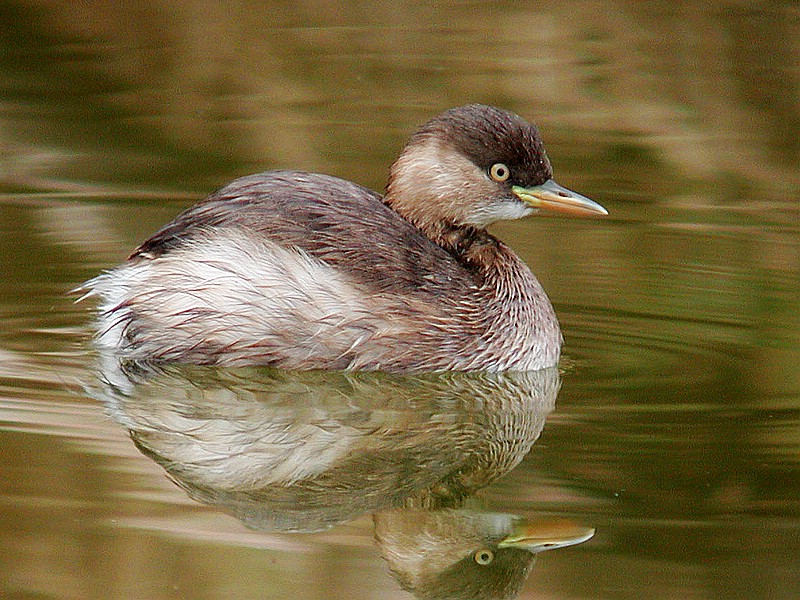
[561,307,744,391]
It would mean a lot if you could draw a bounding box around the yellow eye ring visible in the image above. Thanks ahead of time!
[489,163,510,182]
[474,549,494,565]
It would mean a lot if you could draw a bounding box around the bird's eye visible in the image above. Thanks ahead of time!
[474,549,494,565]
[489,163,510,182]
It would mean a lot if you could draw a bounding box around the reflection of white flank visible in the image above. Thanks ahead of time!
[92,365,560,532]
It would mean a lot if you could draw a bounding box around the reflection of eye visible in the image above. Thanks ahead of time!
[489,163,510,182]
[474,549,494,565]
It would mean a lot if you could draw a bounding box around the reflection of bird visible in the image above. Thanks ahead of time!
[82,104,606,373]
[375,509,594,600]
[98,365,560,532]
[96,364,594,599]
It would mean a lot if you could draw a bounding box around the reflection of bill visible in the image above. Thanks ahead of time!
[376,510,593,600]
[92,362,592,599]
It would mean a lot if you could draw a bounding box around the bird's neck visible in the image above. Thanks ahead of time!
[425,219,562,371]
[383,171,545,301]
[401,217,506,282]
[429,222,492,262]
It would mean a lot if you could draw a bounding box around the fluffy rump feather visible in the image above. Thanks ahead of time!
[85,230,427,370]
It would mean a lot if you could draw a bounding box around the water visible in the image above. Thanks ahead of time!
[2,2,799,598]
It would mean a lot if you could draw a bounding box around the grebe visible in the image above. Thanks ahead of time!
[83,105,607,372]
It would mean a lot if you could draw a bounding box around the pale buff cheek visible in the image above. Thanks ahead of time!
[388,143,451,206]
[389,141,531,227]
[389,141,498,225]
